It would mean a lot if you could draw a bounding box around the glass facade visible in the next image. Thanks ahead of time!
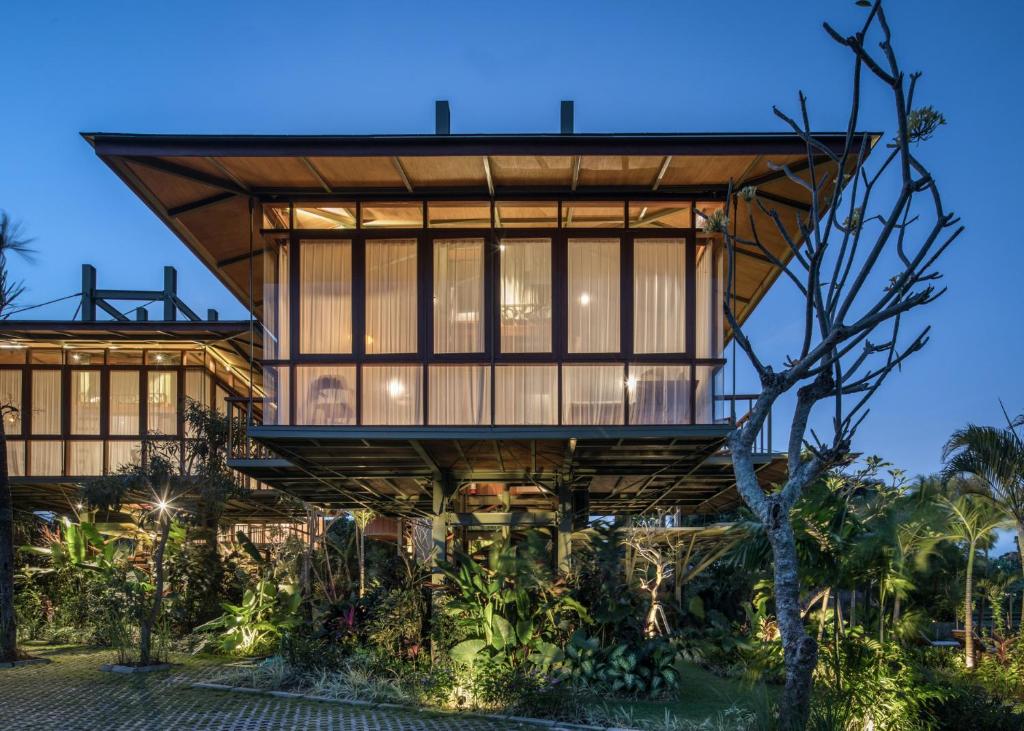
[259,198,727,427]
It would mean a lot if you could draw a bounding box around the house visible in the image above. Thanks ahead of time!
[80,102,865,569]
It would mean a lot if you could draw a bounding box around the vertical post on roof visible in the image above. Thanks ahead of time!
[435,100,450,135]
[80,265,97,322]
[556,478,573,573]
[135,307,148,322]
[207,308,219,322]
[560,100,574,134]
[162,266,178,321]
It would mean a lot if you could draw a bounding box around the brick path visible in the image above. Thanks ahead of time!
[0,646,531,731]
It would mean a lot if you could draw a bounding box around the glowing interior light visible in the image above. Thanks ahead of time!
[499,244,506,252]
[386,379,406,398]
[626,375,638,392]
[76,502,84,510]
[155,499,169,513]
[579,292,591,306]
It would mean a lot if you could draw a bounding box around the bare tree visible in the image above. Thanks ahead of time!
[0,212,33,663]
[624,526,682,637]
[721,3,960,727]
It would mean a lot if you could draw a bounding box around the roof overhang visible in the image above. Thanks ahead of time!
[82,131,876,325]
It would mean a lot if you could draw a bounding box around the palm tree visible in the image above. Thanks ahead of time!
[943,414,1024,623]
[0,211,33,663]
[932,485,1011,669]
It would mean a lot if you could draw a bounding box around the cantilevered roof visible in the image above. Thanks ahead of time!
[82,131,874,325]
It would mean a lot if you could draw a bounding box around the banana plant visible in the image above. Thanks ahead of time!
[195,578,302,656]
[19,519,134,576]
[442,538,589,669]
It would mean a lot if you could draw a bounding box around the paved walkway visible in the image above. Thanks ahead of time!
[0,646,529,731]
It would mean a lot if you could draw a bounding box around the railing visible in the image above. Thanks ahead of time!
[717,393,774,454]
[226,396,273,461]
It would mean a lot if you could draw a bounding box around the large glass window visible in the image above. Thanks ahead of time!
[147,371,178,435]
[69,441,103,476]
[70,370,101,435]
[185,370,211,410]
[107,440,142,472]
[429,365,490,425]
[366,239,417,354]
[495,365,557,425]
[568,239,619,353]
[433,239,484,353]
[563,364,624,425]
[264,242,290,360]
[694,364,724,425]
[628,364,690,425]
[31,370,61,435]
[263,366,290,426]
[0,370,21,434]
[362,365,423,425]
[634,238,686,354]
[29,440,62,476]
[110,371,140,435]
[300,240,352,354]
[296,366,356,425]
[6,440,24,477]
[500,239,551,353]
[696,241,724,359]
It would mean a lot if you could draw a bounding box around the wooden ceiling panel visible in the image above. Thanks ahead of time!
[398,156,487,188]
[308,157,405,188]
[214,157,319,189]
[577,155,663,187]
[124,161,222,209]
[661,156,754,186]
[489,156,574,186]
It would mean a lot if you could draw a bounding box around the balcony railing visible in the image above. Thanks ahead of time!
[718,393,774,454]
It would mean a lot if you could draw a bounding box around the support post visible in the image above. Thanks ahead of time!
[431,477,450,585]
[560,100,574,134]
[556,479,572,573]
[162,266,178,321]
[80,265,97,322]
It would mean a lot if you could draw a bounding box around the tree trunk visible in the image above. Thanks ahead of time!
[139,514,171,665]
[768,507,818,731]
[358,523,365,599]
[850,586,856,628]
[893,594,902,627]
[964,544,976,670]
[0,418,17,662]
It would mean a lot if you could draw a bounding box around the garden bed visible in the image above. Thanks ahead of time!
[100,662,173,674]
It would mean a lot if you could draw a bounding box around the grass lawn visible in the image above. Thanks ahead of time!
[602,662,777,726]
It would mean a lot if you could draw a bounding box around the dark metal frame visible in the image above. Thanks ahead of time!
[257,197,727,429]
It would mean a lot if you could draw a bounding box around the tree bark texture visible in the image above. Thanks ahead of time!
[140,514,171,665]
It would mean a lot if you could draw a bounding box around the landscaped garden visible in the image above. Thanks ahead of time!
[8,436,1024,730]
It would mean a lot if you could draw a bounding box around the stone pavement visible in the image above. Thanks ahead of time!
[0,646,530,731]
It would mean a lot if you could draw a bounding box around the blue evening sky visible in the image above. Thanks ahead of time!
[0,1,1020,489]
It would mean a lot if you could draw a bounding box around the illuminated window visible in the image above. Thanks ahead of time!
[31,370,61,435]
[70,370,101,435]
[147,371,178,435]
[433,239,484,354]
[110,371,140,435]
[429,365,490,425]
[494,365,557,425]
[563,364,624,425]
[297,366,356,425]
[365,239,417,354]
[362,365,422,425]
[634,239,686,354]
[500,239,551,353]
[300,240,353,354]
[568,239,620,353]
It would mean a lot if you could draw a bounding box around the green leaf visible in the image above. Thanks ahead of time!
[688,595,705,620]
[490,614,515,651]
[449,639,486,665]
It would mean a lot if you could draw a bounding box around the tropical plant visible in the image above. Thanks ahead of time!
[943,411,1024,622]
[561,630,682,699]
[195,578,302,656]
[0,210,34,662]
[442,535,588,670]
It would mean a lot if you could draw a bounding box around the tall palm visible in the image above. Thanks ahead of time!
[943,415,1024,622]
[931,485,1012,669]
[0,211,34,662]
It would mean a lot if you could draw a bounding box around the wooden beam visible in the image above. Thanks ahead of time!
[166,191,236,217]
[301,157,333,193]
[482,156,495,197]
[652,156,672,191]
[446,511,556,527]
[392,157,414,192]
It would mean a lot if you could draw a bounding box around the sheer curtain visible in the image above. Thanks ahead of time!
[494,365,557,425]
[147,371,178,435]
[366,239,417,354]
[562,364,624,425]
[69,441,103,476]
[264,243,290,359]
[695,242,724,358]
[363,365,423,425]
[568,239,619,353]
[110,371,140,435]
[6,441,24,476]
[185,370,211,409]
[31,370,61,434]
[628,364,690,425]
[264,366,290,426]
[29,441,62,476]
[500,239,551,353]
[300,240,352,354]
[71,370,101,435]
[634,239,686,353]
[0,370,21,434]
[296,366,356,425]
[429,365,490,425]
[108,440,142,472]
[434,239,484,353]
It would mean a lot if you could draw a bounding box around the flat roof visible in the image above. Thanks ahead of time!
[83,130,875,324]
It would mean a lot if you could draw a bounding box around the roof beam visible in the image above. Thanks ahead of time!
[206,157,250,192]
[216,247,267,268]
[652,156,672,191]
[570,156,581,191]
[301,157,333,192]
[166,191,237,218]
[482,157,495,197]
[122,155,247,196]
[391,157,414,192]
